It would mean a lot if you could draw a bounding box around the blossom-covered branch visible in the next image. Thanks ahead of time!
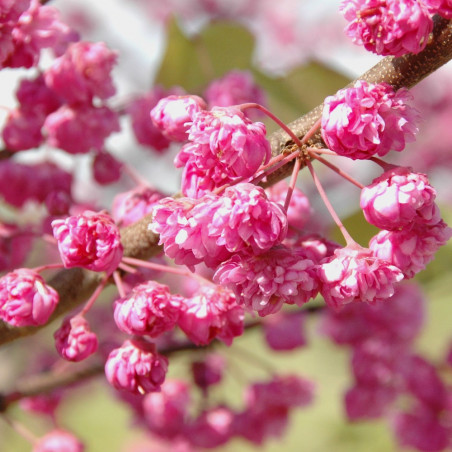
[0,15,451,348]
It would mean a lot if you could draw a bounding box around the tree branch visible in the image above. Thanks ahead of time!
[0,17,451,347]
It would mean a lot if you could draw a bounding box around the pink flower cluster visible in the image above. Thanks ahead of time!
[0,0,78,69]
[52,211,123,274]
[362,166,452,279]
[33,429,84,452]
[321,80,419,159]
[151,183,287,269]
[424,0,452,18]
[0,268,59,327]
[317,246,403,310]
[340,0,433,57]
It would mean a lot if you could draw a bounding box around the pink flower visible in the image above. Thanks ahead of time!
[151,183,288,269]
[360,167,440,230]
[33,429,84,452]
[317,246,404,309]
[263,311,307,351]
[114,281,183,338]
[266,181,312,230]
[423,0,452,19]
[92,151,122,185]
[20,393,62,417]
[54,316,98,362]
[187,106,271,177]
[52,211,123,274]
[0,160,72,208]
[187,407,235,449]
[44,41,117,103]
[151,95,207,142]
[2,108,45,151]
[105,338,168,394]
[2,0,78,69]
[127,86,184,152]
[112,186,165,227]
[0,223,33,273]
[0,268,59,327]
[321,80,419,159]
[370,221,452,278]
[340,0,433,57]
[192,354,225,392]
[204,70,266,115]
[214,246,318,316]
[44,104,120,154]
[177,285,244,346]
[142,379,191,439]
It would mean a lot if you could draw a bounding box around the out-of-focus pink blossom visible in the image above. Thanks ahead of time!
[142,379,191,439]
[114,281,183,338]
[0,160,72,208]
[186,106,271,177]
[361,167,440,230]
[92,151,123,185]
[320,283,425,346]
[2,0,78,69]
[112,185,165,227]
[44,104,120,154]
[52,211,123,274]
[393,403,452,452]
[263,311,306,351]
[191,353,225,392]
[151,95,206,142]
[370,221,452,278]
[187,407,235,449]
[0,223,33,273]
[214,246,318,316]
[105,339,168,395]
[20,392,62,417]
[54,316,98,362]
[423,0,452,18]
[266,181,312,230]
[317,245,404,309]
[33,429,84,452]
[45,41,117,103]
[204,70,266,115]
[2,109,44,151]
[151,183,287,269]
[127,86,184,152]
[0,268,59,327]
[322,80,419,159]
[284,233,340,264]
[177,285,244,346]
[340,0,433,57]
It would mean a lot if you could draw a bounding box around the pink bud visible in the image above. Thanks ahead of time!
[54,316,98,362]
[0,268,59,326]
[33,429,84,452]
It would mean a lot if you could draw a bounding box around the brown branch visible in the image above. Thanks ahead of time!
[0,17,451,347]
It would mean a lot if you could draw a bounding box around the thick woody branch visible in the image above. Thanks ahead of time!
[0,17,451,347]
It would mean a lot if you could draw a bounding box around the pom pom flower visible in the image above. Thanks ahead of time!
[321,80,419,159]
[52,211,123,274]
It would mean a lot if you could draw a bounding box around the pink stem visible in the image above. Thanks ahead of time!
[306,160,357,247]
[122,162,150,187]
[1,415,38,445]
[79,273,110,316]
[284,157,303,212]
[250,150,300,185]
[310,153,365,189]
[305,147,338,156]
[118,262,138,274]
[113,271,126,298]
[370,157,397,172]
[240,103,304,148]
[42,234,58,245]
[300,117,322,145]
[122,256,214,286]
[32,263,65,273]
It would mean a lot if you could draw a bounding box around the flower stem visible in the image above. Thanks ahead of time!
[1,415,38,445]
[309,153,365,189]
[307,160,357,246]
[79,273,110,316]
[121,256,214,286]
[251,149,300,185]
[284,156,303,212]
[113,271,126,298]
[32,263,65,273]
[370,157,397,172]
